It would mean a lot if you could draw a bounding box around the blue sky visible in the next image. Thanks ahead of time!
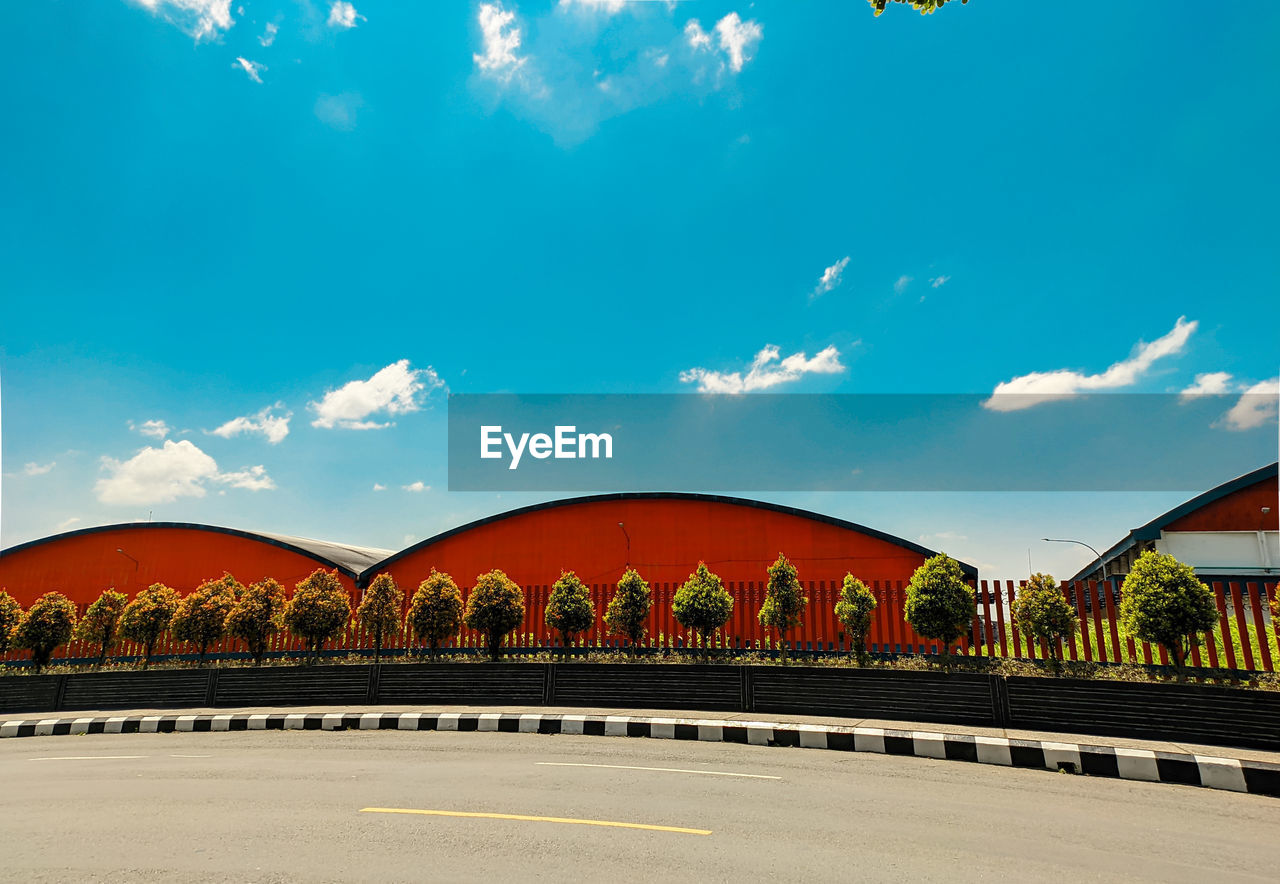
[1,1,1277,578]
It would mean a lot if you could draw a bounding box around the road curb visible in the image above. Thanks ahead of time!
[3,710,1278,798]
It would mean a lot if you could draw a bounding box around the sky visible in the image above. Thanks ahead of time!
[1,0,1278,579]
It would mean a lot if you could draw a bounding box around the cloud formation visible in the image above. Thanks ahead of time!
[893,274,912,294]
[474,2,526,77]
[402,481,430,493]
[1218,377,1279,431]
[260,22,278,46]
[328,1,363,29]
[234,57,265,83]
[983,317,1197,412]
[131,0,233,41]
[812,256,850,299]
[130,419,171,439]
[210,403,292,444]
[712,12,763,73]
[1179,371,1235,400]
[473,4,763,144]
[95,440,274,505]
[680,344,845,394]
[930,275,951,288]
[23,462,56,476]
[310,359,443,429]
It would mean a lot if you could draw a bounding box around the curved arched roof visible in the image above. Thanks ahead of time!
[0,522,392,579]
[1069,462,1278,582]
[364,492,977,578]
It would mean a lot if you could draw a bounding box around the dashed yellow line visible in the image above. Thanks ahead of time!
[360,807,711,835]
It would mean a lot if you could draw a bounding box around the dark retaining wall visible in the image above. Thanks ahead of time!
[1004,677,1280,752]
[4,664,1279,752]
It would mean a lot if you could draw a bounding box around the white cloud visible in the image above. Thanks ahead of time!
[402,481,430,493]
[372,483,386,491]
[259,21,278,46]
[475,6,762,145]
[982,316,1197,412]
[131,0,234,41]
[315,92,363,131]
[327,1,363,29]
[713,12,762,73]
[130,419,171,439]
[894,274,912,294]
[210,403,292,444]
[1219,378,1279,431]
[684,19,712,51]
[474,2,526,77]
[234,56,265,83]
[57,517,82,532]
[215,464,276,491]
[811,256,849,299]
[930,275,950,288]
[680,344,845,394]
[310,359,443,429]
[23,461,56,476]
[95,440,274,505]
[560,0,628,12]
[1179,371,1235,401]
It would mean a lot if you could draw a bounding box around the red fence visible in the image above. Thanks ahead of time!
[3,578,1277,672]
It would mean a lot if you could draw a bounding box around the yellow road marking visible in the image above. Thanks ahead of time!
[535,761,780,780]
[360,807,711,835]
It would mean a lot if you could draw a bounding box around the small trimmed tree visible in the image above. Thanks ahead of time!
[1119,550,1217,677]
[604,567,652,659]
[758,553,808,663]
[357,573,404,664]
[74,589,128,668]
[672,562,733,661]
[120,583,180,669]
[834,574,878,666]
[226,577,287,665]
[545,570,595,660]
[284,568,353,664]
[903,554,975,661]
[1011,573,1078,663]
[0,590,23,656]
[408,569,464,659]
[463,569,526,662]
[1271,590,1279,643]
[171,574,240,665]
[870,0,967,17]
[12,591,77,673]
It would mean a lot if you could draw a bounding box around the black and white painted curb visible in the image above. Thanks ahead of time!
[4,710,1278,798]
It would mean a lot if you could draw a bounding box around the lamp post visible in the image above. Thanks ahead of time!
[116,547,139,570]
[1042,537,1107,605]
[617,522,630,568]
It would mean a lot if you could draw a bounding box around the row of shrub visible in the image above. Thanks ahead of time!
[1,549,1255,675]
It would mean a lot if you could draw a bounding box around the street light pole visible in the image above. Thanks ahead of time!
[116,547,139,570]
[1042,537,1107,605]
[617,522,630,568]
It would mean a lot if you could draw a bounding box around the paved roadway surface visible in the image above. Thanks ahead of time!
[2,729,1277,883]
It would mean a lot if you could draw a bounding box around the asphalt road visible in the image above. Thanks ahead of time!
[1,730,1277,882]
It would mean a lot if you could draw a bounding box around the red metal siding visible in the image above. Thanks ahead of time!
[1165,477,1278,533]
[0,527,357,608]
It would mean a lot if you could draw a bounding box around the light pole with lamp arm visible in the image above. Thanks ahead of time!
[617,522,630,568]
[1042,537,1108,607]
